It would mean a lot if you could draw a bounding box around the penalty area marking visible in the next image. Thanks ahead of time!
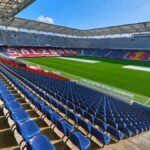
[123,65,150,72]
[58,57,100,63]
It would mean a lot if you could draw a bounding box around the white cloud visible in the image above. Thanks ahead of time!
[36,15,55,24]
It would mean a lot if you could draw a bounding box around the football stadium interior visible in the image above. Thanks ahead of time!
[0,1,150,150]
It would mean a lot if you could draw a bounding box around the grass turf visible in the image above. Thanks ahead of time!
[21,56,150,98]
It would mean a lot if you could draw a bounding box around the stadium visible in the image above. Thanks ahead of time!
[0,0,150,150]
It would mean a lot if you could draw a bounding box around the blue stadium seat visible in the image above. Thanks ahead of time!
[118,125,133,137]
[1,94,16,102]
[126,125,139,135]
[53,112,63,124]
[75,107,84,117]
[78,118,92,133]
[84,111,95,123]
[6,101,22,112]
[11,109,30,123]
[107,125,124,141]
[42,105,53,115]
[94,118,108,131]
[59,104,67,115]
[18,120,40,140]
[57,120,74,136]
[91,126,110,145]
[70,131,91,150]
[27,135,56,150]
[67,102,75,110]
[67,110,79,124]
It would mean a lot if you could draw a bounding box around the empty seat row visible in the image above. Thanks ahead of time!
[0,73,92,150]
[0,79,56,150]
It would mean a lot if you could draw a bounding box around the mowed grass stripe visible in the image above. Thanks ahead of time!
[21,57,150,97]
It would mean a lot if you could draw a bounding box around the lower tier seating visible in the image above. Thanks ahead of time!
[78,49,150,61]
[0,47,77,58]
[0,79,56,150]
[0,62,150,149]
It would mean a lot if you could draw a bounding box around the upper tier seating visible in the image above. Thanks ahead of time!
[2,29,150,49]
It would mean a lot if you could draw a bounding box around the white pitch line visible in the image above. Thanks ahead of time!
[145,98,150,105]
[58,57,100,63]
[123,65,150,72]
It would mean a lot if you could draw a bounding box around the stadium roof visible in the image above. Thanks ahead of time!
[0,0,150,37]
[1,17,150,37]
[0,0,35,19]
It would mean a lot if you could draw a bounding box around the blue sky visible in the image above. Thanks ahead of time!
[17,0,150,29]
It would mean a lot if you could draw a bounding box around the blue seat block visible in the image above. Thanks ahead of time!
[11,109,30,123]
[70,131,91,150]
[18,120,40,140]
[27,135,56,150]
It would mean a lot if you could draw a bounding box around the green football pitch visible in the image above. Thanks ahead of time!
[21,56,150,105]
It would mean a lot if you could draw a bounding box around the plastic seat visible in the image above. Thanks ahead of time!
[57,120,74,136]
[42,105,52,115]
[62,120,74,135]
[18,120,40,140]
[11,109,30,123]
[0,90,11,95]
[84,111,95,123]
[91,126,110,145]
[59,104,67,115]
[107,119,118,129]
[67,110,79,124]
[35,99,45,112]
[118,125,133,137]
[70,131,91,150]
[75,107,84,117]
[53,112,63,124]
[1,94,16,102]
[126,125,139,135]
[27,135,56,150]
[6,101,22,112]
[94,118,108,131]
[107,125,124,141]
[51,100,59,109]
[68,102,75,110]
[78,118,91,133]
